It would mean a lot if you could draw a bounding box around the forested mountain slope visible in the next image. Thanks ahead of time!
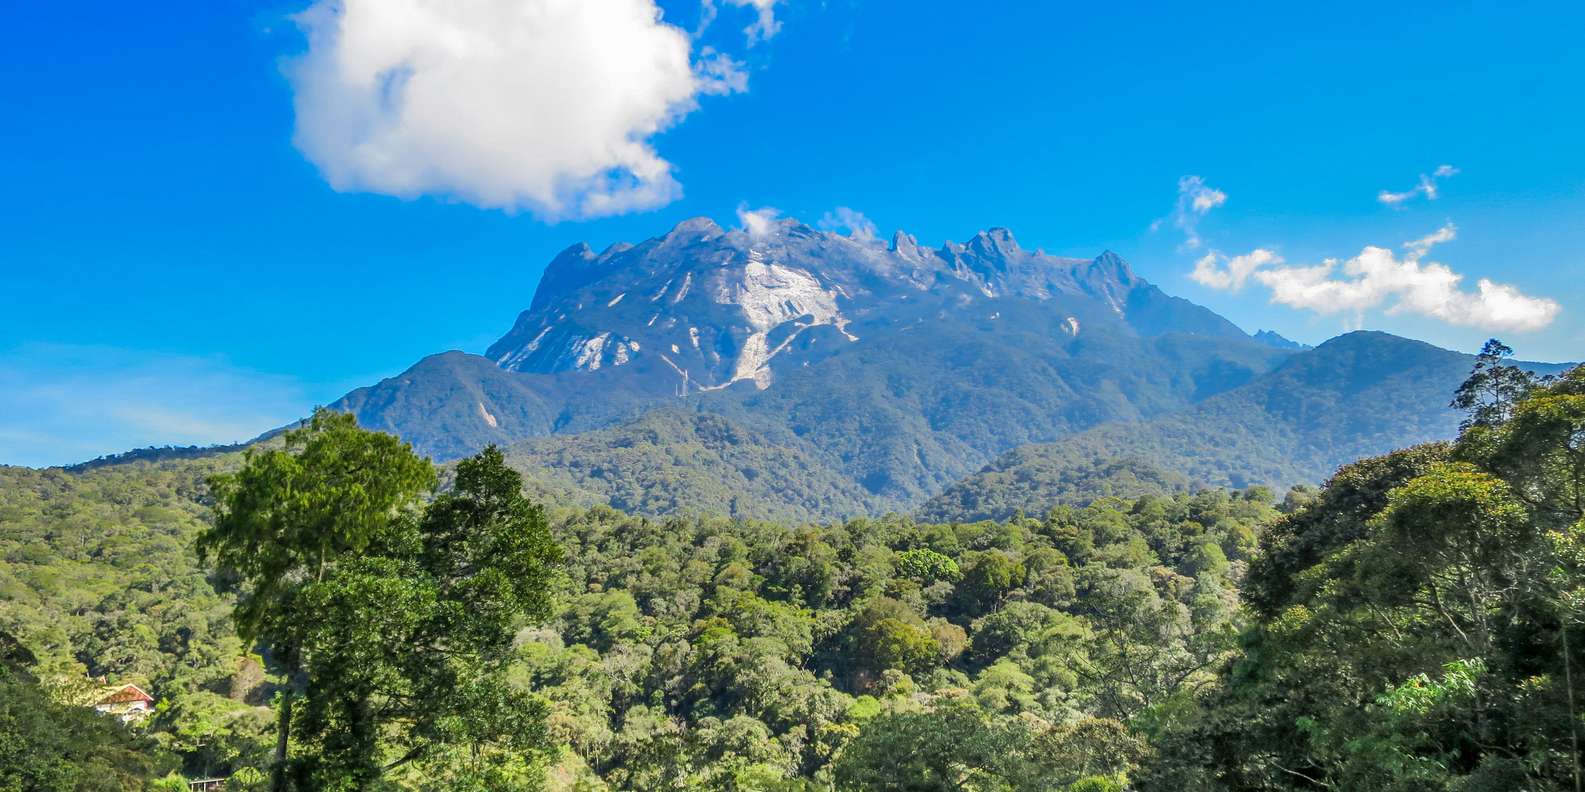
[332,350,677,462]
[496,323,1289,517]
[501,410,894,523]
[921,331,1572,522]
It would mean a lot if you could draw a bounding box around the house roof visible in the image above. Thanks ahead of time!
[93,683,154,706]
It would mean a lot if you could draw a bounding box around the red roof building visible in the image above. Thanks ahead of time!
[88,682,155,722]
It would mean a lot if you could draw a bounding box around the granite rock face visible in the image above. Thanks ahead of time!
[484,217,1249,396]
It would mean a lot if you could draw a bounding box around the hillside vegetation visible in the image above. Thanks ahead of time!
[0,441,1279,789]
[921,332,1570,521]
[2,344,1582,790]
[503,410,897,522]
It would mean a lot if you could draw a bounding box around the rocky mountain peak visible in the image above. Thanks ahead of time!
[1091,250,1134,279]
[487,216,1253,398]
[888,229,924,260]
[529,242,599,311]
[1078,250,1142,309]
[667,216,724,239]
[966,227,1022,260]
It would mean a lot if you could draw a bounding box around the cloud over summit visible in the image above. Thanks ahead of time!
[736,204,782,239]
[819,206,877,241]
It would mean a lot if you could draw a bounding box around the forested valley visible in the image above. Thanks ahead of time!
[3,343,1584,790]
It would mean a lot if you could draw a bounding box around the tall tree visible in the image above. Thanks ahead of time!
[289,445,561,788]
[199,409,436,791]
[1451,338,1539,430]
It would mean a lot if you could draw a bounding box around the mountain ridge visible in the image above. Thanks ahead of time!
[302,215,1573,522]
[918,330,1573,521]
[334,215,1288,468]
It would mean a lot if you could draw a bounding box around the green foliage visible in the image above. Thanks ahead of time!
[897,548,961,585]
[0,453,242,691]
[0,640,176,790]
[1451,338,1542,430]
[150,690,274,780]
[0,430,1289,790]
[1160,355,1585,790]
[214,426,560,789]
[201,409,438,644]
[955,551,1026,614]
[200,409,439,790]
[850,599,942,677]
[831,695,1146,791]
[505,411,896,523]
[1066,776,1124,792]
[968,602,1075,667]
[832,694,1037,791]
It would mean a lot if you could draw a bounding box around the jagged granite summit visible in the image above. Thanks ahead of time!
[483,217,1249,395]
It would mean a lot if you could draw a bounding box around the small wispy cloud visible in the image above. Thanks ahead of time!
[1190,223,1561,332]
[1403,222,1457,256]
[1378,164,1459,206]
[1154,175,1227,249]
[818,206,878,241]
[695,48,750,95]
[736,203,783,239]
[701,0,784,45]
[0,344,312,467]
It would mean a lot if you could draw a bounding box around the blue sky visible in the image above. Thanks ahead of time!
[2,0,1582,466]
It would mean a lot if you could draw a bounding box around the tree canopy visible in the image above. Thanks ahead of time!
[2,342,1581,790]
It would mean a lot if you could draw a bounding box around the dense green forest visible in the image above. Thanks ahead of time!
[2,342,1582,789]
[502,410,897,523]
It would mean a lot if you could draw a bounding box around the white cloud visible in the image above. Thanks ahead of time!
[0,344,313,467]
[1191,223,1560,332]
[1190,248,1282,290]
[819,206,877,241]
[1158,175,1227,249]
[1404,222,1458,257]
[736,204,782,239]
[1378,164,1459,206]
[695,48,750,95]
[736,0,783,44]
[287,0,758,219]
[702,0,784,45]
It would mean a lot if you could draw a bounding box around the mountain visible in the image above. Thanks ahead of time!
[332,350,674,462]
[918,331,1572,522]
[318,215,1559,522]
[482,218,1253,390]
[1252,329,1310,350]
[331,217,1296,508]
